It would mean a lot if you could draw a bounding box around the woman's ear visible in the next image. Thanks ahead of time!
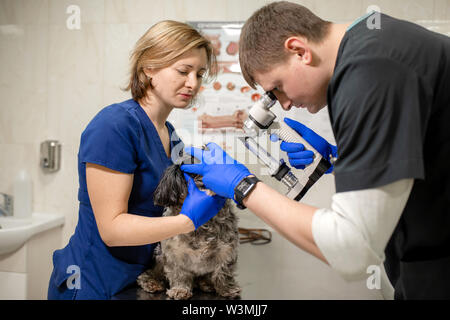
[142,67,155,88]
[143,67,154,79]
[284,37,312,65]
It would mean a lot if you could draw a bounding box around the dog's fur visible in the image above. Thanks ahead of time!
[136,163,241,300]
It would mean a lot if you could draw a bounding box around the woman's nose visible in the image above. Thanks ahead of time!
[185,73,198,90]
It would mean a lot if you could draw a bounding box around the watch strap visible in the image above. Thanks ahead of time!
[234,176,260,209]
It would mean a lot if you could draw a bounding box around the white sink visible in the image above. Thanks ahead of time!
[0,213,65,256]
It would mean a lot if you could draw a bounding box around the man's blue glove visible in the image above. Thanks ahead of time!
[180,173,226,229]
[180,142,252,200]
[274,117,338,174]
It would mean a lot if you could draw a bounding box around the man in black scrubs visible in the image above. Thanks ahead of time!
[323,9,450,300]
[182,1,450,299]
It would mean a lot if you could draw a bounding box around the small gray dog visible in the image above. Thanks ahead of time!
[137,161,241,300]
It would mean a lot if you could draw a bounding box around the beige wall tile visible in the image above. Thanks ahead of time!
[221,0,271,21]
[103,84,133,108]
[48,0,104,25]
[105,0,186,24]
[47,25,104,83]
[0,0,48,25]
[103,23,149,101]
[361,0,435,21]
[47,24,104,146]
[417,20,450,36]
[0,88,14,144]
[0,25,48,145]
[434,0,450,21]
[183,0,232,21]
[310,0,363,22]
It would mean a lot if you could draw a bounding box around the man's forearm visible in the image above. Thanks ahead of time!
[243,182,329,264]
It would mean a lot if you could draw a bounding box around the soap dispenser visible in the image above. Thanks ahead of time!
[13,169,33,219]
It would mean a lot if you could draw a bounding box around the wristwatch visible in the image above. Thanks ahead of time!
[234,175,260,209]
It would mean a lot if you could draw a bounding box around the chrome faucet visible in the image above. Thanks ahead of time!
[0,193,13,217]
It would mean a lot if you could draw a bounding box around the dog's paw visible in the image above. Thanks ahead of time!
[137,275,165,293]
[218,286,241,299]
[166,287,193,300]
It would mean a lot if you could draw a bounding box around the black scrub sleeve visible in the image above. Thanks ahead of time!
[328,57,428,192]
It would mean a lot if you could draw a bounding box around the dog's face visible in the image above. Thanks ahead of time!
[154,151,207,209]
[153,163,204,209]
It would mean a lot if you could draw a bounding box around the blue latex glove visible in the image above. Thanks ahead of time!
[180,173,226,229]
[180,142,252,200]
[274,117,338,174]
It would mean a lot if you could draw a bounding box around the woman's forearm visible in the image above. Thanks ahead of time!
[243,182,329,264]
[86,163,195,247]
[103,213,194,247]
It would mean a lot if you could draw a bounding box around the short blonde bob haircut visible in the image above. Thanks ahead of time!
[125,20,217,100]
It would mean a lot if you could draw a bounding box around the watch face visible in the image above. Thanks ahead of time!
[237,180,251,193]
[238,180,253,195]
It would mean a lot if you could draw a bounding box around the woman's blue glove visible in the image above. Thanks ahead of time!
[275,117,338,174]
[180,142,252,199]
[180,173,226,229]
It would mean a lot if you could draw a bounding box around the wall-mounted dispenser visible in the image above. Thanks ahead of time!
[40,140,61,173]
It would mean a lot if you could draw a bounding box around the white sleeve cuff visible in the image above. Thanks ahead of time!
[311,179,414,282]
[312,207,383,281]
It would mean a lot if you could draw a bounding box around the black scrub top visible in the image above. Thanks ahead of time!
[327,13,450,299]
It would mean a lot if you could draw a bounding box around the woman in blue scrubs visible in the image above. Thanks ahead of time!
[47,20,224,299]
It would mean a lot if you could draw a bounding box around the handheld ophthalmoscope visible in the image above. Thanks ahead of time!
[239,91,331,201]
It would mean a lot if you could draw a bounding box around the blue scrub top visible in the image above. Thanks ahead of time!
[48,99,184,299]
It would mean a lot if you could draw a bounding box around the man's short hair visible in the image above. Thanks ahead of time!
[239,1,330,88]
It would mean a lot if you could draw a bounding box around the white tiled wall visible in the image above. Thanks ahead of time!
[1,0,449,299]
[0,271,27,299]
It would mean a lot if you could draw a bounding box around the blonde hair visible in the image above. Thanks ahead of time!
[125,20,217,100]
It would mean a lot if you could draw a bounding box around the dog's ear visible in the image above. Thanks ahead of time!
[153,165,188,207]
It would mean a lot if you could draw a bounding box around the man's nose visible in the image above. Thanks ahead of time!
[273,92,292,110]
[280,100,292,110]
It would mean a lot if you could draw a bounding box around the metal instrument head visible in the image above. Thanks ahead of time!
[243,91,278,136]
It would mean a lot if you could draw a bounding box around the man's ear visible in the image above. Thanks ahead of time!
[284,36,312,65]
